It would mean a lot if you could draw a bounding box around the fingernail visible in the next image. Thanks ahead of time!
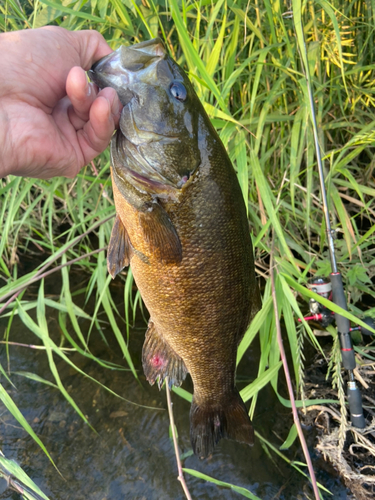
[86,82,93,97]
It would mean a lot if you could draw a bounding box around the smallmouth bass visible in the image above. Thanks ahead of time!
[89,39,261,458]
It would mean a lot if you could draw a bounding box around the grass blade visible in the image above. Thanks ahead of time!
[183,469,262,500]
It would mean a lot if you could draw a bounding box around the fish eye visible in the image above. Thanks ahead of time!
[170,82,187,101]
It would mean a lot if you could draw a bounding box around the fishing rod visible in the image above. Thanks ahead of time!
[291,7,374,429]
[304,77,366,429]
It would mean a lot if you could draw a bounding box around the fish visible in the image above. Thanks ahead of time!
[89,38,262,458]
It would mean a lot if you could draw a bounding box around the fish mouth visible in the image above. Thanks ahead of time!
[88,51,125,87]
[88,38,167,105]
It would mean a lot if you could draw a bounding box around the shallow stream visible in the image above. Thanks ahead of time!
[0,274,351,499]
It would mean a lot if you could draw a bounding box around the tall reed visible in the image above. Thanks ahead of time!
[1,0,374,497]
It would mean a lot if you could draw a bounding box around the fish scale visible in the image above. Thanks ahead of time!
[90,38,261,458]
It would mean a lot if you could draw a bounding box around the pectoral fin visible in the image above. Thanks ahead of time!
[142,320,188,389]
[107,215,133,278]
[138,202,182,264]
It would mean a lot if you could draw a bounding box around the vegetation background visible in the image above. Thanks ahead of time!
[0,0,375,498]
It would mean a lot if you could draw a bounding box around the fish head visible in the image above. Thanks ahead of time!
[89,38,202,190]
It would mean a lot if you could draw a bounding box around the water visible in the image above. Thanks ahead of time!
[0,276,350,499]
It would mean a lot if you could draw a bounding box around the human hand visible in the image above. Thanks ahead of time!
[0,26,122,179]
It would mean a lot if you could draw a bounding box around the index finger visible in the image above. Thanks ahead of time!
[68,29,114,70]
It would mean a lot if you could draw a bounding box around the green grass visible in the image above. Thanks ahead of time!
[1,0,375,498]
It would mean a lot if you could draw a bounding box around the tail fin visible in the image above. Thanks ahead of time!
[190,389,254,459]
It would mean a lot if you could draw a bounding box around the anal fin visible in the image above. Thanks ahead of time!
[107,215,132,278]
[142,320,188,389]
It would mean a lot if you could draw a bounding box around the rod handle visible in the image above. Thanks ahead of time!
[330,272,357,370]
[339,345,356,370]
[330,272,350,334]
[347,382,366,428]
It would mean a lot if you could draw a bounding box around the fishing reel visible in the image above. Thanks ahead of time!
[299,276,375,339]
[299,275,375,428]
